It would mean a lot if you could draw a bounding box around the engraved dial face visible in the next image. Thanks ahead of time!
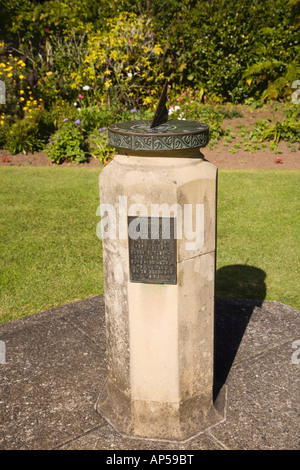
[109,119,208,135]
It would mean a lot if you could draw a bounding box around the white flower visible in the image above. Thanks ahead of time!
[77,108,81,112]
[82,85,90,91]
[74,102,77,107]
[127,73,133,78]
[169,105,180,115]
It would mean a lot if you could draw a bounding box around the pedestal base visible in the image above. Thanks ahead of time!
[96,380,226,441]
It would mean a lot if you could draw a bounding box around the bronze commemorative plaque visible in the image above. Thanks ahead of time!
[128,216,177,284]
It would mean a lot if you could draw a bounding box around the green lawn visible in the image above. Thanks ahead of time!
[216,169,299,309]
[0,167,103,323]
[0,166,299,323]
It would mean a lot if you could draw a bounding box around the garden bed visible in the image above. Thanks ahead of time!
[1,104,299,170]
[1,142,299,170]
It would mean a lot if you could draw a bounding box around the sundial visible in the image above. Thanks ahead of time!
[107,82,209,154]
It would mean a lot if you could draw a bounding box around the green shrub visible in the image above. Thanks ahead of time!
[158,0,299,103]
[46,120,87,164]
[0,43,29,123]
[69,12,166,109]
[6,118,44,154]
[243,60,300,101]
[3,107,55,154]
[78,106,117,134]
[88,129,114,165]
[0,112,8,148]
[0,127,7,148]
[1,0,299,107]
[249,105,300,145]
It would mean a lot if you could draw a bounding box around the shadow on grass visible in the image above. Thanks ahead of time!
[214,265,267,398]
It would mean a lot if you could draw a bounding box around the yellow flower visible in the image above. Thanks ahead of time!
[7,73,13,77]
[23,107,28,110]
[0,120,4,126]
[19,75,24,79]
[20,97,25,101]
[20,90,24,94]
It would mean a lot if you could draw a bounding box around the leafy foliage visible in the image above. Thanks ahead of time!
[67,12,166,108]
[249,105,300,145]
[0,0,299,158]
[88,130,114,165]
[5,108,55,154]
[1,0,298,107]
[6,119,43,154]
[46,120,87,163]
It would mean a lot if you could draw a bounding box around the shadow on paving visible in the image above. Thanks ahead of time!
[214,265,267,399]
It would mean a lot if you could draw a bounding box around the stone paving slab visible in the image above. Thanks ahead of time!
[0,296,299,451]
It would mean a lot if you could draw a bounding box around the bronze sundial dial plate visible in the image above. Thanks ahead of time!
[108,119,209,153]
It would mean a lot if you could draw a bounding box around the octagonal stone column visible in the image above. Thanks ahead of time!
[96,148,224,441]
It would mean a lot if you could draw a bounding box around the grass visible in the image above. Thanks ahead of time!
[216,169,299,309]
[0,167,299,324]
[0,167,103,323]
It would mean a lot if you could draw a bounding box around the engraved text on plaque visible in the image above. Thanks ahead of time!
[128,216,177,284]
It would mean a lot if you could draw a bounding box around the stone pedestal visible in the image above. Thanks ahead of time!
[96,149,224,441]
